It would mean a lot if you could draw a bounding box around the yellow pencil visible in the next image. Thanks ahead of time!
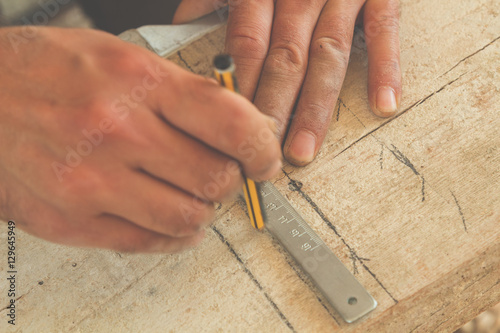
[213,54,265,230]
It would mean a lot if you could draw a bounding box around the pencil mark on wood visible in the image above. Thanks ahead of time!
[336,101,342,121]
[340,99,427,202]
[440,35,500,78]
[349,250,370,275]
[451,191,467,232]
[211,226,296,332]
[177,51,195,73]
[388,144,419,175]
[421,176,426,202]
[387,145,426,202]
[341,99,366,130]
[285,171,398,303]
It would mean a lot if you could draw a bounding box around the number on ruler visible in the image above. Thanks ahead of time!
[278,215,289,224]
[302,243,312,251]
[290,229,300,237]
[266,202,278,211]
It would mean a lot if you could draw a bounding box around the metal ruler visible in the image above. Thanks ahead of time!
[119,10,377,323]
[260,181,376,323]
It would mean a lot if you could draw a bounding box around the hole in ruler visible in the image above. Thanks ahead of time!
[348,297,358,305]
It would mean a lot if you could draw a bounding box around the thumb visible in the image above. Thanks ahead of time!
[173,0,228,24]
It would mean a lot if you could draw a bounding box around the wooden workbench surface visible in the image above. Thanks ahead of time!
[1,0,499,331]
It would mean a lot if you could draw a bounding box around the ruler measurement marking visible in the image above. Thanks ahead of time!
[260,181,377,323]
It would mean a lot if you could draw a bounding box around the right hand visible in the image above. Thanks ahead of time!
[0,27,281,253]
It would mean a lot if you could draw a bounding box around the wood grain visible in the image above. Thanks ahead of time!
[1,0,499,331]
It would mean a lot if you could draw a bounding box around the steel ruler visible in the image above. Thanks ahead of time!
[260,181,376,322]
[119,10,377,323]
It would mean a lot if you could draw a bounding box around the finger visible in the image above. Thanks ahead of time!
[225,0,274,100]
[69,214,206,253]
[173,0,227,24]
[12,192,204,253]
[149,72,282,181]
[143,110,244,201]
[252,0,327,140]
[363,0,401,117]
[283,0,365,165]
[103,168,215,238]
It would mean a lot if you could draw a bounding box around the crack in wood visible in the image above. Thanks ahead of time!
[429,301,451,317]
[440,35,500,78]
[333,71,468,163]
[0,291,31,312]
[283,170,398,304]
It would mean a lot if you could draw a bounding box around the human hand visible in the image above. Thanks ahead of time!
[0,27,281,252]
[174,0,401,166]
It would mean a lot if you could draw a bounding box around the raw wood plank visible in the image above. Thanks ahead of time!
[0,0,498,331]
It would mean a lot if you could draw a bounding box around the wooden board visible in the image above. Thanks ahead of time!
[1,0,499,331]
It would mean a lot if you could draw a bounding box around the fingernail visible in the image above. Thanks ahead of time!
[376,86,398,116]
[287,130,316,166]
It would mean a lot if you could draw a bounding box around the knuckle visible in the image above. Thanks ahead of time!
[73,97,115,134]
[242,139,280,179]
[212,171,243,201]
[302,102,332,122]
[376,59,401,76]
[222,107,253,148]
[115,48,148,72]
[227,29,268,61]
[367,10,400,36]
[55,168,105,207]
[84,97,113,120]
[265,41,307,74]
[184,75,219,105]
[312,35,352,58]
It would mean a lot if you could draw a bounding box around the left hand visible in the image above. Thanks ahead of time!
[174,0,401,166]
